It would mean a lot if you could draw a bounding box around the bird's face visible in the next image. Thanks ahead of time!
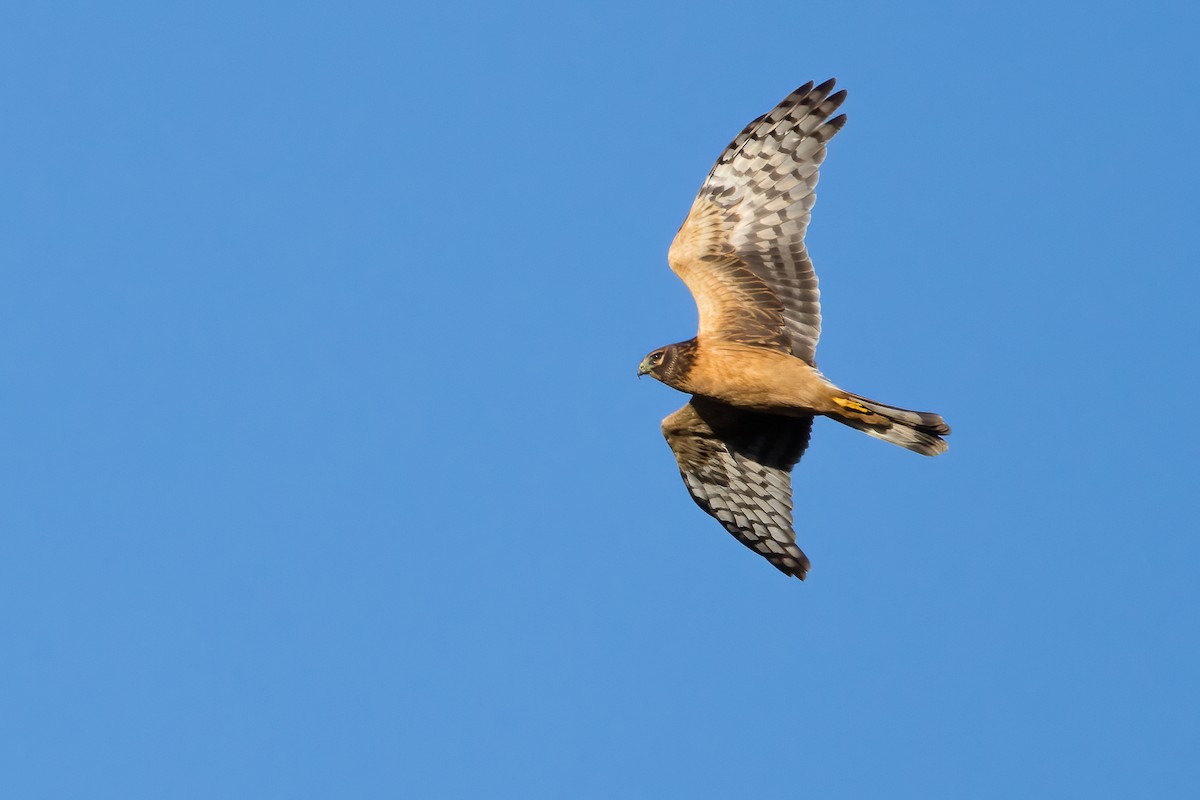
[637,347,668,379]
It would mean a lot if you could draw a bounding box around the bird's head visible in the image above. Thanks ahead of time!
[637,347,669,380]
[637,339,697,388]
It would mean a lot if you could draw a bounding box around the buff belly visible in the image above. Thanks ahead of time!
[682,344,839,414]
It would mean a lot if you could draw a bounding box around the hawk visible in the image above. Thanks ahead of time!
[638,79,950,580]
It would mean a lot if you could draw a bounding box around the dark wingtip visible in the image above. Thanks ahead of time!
[779,556,811,580]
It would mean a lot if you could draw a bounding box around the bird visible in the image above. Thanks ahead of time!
[638,79,950,580]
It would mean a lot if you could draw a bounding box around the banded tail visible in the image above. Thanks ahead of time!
[829,394,950,456]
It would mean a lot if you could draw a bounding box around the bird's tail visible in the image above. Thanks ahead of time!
[828,393,950,456]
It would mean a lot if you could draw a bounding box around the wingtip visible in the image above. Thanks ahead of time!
[779,556,811,580]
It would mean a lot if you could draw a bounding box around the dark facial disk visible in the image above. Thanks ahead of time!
[637,339,698,387]
[638,348,667,377]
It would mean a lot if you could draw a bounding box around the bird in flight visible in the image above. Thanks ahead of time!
[638,79,950,580]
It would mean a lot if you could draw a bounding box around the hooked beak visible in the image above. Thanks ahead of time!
[637,361,651,378]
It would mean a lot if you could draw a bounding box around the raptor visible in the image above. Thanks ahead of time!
[639,79,950,580]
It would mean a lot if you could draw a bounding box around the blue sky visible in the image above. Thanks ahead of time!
[2,1,1198,797]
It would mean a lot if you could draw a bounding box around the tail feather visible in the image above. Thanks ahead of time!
[830,394,950,456]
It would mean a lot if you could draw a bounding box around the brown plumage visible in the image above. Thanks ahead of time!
[638,79,950,580]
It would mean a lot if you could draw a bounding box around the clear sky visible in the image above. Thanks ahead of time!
[2,1,1198,797]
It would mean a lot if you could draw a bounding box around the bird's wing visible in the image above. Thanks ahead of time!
[661,397,814,579]
[668,79,846,362]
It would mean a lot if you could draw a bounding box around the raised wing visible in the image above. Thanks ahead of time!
[667,79,847,362]
[661,397,814,579]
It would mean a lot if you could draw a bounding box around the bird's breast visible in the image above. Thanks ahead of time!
[682,343,836,414]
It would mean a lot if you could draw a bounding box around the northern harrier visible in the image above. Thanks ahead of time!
[638,79,950,580]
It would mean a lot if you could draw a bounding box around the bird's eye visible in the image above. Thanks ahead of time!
[652,352,663,362]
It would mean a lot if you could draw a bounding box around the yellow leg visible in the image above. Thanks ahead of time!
[832,397,872,415]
